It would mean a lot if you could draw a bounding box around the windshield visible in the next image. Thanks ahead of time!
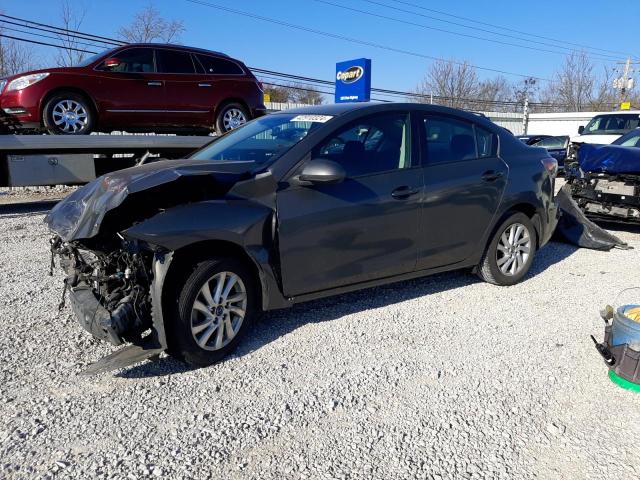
[76,48,117,67]
[612,128,640,147]
[582,114,640,135]
[191,113,332,165]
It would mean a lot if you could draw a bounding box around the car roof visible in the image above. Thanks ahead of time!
[119,43,231,58]
[274,102,499,124]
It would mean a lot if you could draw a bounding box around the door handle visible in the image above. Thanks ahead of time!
[198,83,212,87]
[481,170,504,182]
[147,81,163,87]
[391,186,419,199]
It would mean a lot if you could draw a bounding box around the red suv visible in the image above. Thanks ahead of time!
[0,43,266,135]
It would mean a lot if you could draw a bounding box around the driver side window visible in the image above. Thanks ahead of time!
[313,113,411,177]
[100,48,155,73]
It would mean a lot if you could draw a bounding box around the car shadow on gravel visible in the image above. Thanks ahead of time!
[117,241,578,379]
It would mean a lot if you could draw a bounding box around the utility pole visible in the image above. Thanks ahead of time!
[613,58,639,107]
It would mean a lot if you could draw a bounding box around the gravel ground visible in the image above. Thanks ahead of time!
[1,207,640,480]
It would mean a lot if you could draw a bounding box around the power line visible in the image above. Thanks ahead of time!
[385,0,634,59]
[0,33,97,54]
[360,0,621,61]
[314,0,618,62]
[185,0,552,82]
[0,14,124,46]
[0,23,115,50]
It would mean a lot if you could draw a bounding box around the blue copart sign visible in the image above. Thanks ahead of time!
[335,58,371,103]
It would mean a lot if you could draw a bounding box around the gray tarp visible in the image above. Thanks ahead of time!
[554,185,629,251]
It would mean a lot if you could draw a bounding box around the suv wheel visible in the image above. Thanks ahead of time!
[215,103,249,134]
[43,92,95,135]
[477,212,536,286]
[167,257,257,367]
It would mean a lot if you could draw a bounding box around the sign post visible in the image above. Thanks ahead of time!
[335,58,371,103]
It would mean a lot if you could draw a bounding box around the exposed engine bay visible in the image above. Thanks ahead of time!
[51,236,155,346]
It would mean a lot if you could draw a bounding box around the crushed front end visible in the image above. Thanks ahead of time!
[566,173,640,223]
[51,235,159,347]
[565,143,640,224]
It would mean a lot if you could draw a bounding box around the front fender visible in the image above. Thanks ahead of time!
[124,200,290,311]
[123,199,271,251]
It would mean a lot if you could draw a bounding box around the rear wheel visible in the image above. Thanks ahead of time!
[477,212,536,286]
[166,257,257,367]
[43,92,95,135]
[215,102,249,134]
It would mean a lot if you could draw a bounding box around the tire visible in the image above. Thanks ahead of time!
[215,102,250,134]
[166,257,257,367]
[477,212,537,286]
[43,92,95,135]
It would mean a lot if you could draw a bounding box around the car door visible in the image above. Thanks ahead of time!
[92,47,167,128]
[154,48,210,128]
[276,112,423,296]
[416,114,508,270]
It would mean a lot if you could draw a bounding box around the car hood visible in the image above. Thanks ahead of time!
[570,134,622,145]
[44,159,256,242]
[578,143,640,174]
[1,66,81,82]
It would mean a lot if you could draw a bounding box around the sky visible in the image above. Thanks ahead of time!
[2,0,640,95]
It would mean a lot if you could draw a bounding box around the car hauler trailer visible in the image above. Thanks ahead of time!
[0,135,212,187]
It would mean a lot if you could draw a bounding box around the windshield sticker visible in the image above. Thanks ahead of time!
[291,115,333,123]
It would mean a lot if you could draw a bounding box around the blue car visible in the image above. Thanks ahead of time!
[565,128,640,224]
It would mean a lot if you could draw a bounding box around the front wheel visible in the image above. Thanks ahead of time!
[166,257,257,367]
[43,92,95,135]
[477,212,537,286]
[215,103,249,134]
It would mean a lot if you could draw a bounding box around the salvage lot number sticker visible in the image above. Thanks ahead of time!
[291,115,333,123]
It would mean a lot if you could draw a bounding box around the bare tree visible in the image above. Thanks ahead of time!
[118,3,185,43]
[263,84,291,103]
[55,0,88,67]
[263,83,324,105]
[413,59,479,109]
[287,83,324,105]
[477,76,512,112]
[541,51,596,111]
[0,32,39,76]
[589,66,618,111]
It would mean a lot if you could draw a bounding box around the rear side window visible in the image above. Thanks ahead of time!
[422,116,477,164]
[196,54,244,75]
[534,136,567,149]
[156,49,196,73]
[103,48,154,73]
[476,126,498,157]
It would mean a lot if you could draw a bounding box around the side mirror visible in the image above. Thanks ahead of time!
[578,125,585,134]
[298,159,346,185]
[104,57,121,69]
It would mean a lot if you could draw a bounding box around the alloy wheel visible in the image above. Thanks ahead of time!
[190,272,248,351]
[496,223,531,276]
[52,99,89,133]
[222,108,247,131]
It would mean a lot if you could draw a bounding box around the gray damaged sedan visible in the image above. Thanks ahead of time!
[46,103,558,371]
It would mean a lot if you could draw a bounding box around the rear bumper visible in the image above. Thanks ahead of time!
[252,105,267,118]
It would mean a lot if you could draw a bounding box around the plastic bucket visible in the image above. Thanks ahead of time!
[611,304,640,350]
